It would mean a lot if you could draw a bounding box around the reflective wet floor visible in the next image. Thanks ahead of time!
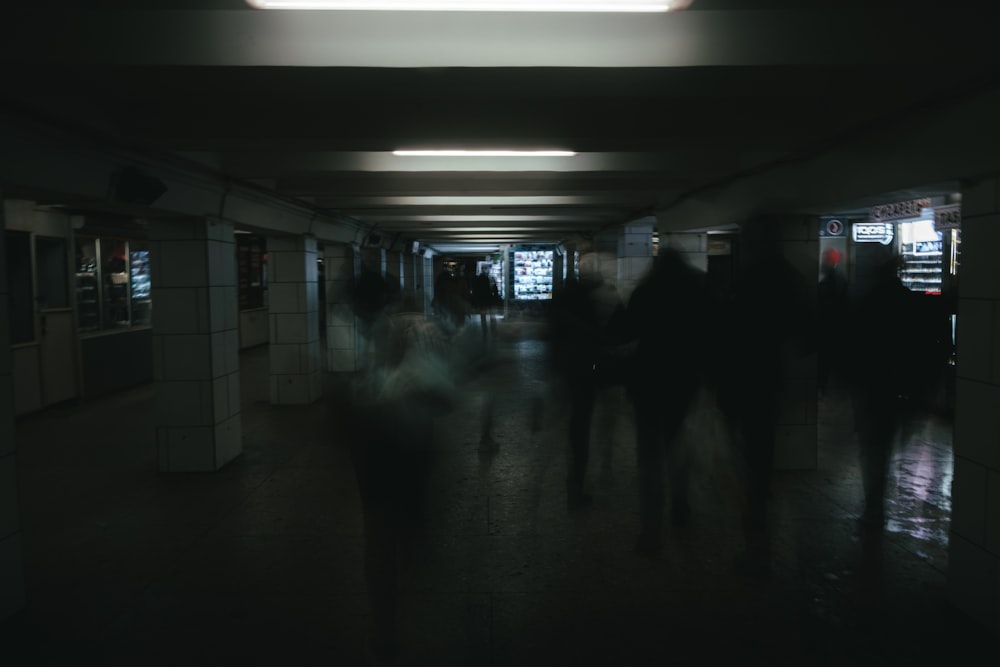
[3,316,994,665]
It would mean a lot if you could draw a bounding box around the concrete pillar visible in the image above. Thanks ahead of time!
[622,217,656,300]
[324,243,357,373]
[387,249,402,291]
[268,235,321,404]
[149,218,241,472]
[422,252,435,315]
[661,231,709,272]
[0,195,26,621]
[948,176,1000,634]
[401,251,416,312]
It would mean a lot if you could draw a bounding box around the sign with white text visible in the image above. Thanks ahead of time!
[852,221,894,245]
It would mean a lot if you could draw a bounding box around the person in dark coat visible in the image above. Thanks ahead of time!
[547,250,627,510]
[623,247,712,558]
[847,250,924,570]
[471,268,498,343]
[714,220,817,575]
[817,247,849,398]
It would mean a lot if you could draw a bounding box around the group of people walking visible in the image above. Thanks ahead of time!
[548,223,943,575]
[343,230,946,663]
[433,260,501,340]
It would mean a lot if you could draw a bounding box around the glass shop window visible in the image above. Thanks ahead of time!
[75,236,152,332]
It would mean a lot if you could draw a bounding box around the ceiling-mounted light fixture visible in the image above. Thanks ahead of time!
[245,1,691,12]
[393,150,577,157]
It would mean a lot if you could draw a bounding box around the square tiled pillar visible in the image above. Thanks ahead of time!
[149,218,241,472]
[401,251,417,312]
[661,231,708,271]
[324,243,357,373]
[621,217,656,300]
[268,235,322,404]
[0,198,26,621]
[422,252,435,315]
[949,177,1000,634]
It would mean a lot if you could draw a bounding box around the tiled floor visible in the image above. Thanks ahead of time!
[3,315,995,665]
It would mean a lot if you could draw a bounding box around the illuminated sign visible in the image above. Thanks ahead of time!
[852,221,894,245]
[870,198,931,222]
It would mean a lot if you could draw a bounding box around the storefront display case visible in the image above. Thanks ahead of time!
[75,238,100,332]
[130,246,151,326]
[512,248,553,300]
[75,235,152,331]
[898,219,943,294]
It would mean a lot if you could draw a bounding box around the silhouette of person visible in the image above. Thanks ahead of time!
[715,219,816,575]
[471,268,498,343]
[846,250,923,568]
[433,263,470,334]
[344,259,455,665]
[817,247,849,398]
[622,246,712,558]
[547,249,627,510]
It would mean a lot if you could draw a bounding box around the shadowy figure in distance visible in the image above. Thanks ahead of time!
[817,247,849,399]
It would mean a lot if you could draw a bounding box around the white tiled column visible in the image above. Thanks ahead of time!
[0,197,26,621]
[387,249,402,290]
[661,231,708,271]
[420,252,434,314]
[324,243,357,373]
[149,218,241,472]
[401,251,417,312]
[621,217,655,301]
[268,235,322,404]
[949,177,1000,635]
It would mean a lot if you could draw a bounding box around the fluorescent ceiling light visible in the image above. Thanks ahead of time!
[393,150,576,157]
[245,1,688,12]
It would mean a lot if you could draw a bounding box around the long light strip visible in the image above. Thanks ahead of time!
[245,1,682,12]
[393,150,577,157]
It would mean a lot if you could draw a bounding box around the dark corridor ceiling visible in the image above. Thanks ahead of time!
[1,1,997,255]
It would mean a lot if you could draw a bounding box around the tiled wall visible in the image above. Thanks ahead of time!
[661,230,708,270]
[0,196,26,621]
[149,218,241,472]
[268,235,322,404]
[949,177,1000,635]
[324,243,357,373]
[620,218,655,301]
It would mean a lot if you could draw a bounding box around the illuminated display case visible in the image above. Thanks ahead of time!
[898,219,943,294]
[75,236,152,331]
[512,248,553,300]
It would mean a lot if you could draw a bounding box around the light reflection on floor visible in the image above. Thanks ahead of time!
[884,417,954,548]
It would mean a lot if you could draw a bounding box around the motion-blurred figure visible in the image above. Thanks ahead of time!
[623,247,712,558]
[846,251,923,569]
[715,220,816,575]
[471,267,499,345]
[817,247,849,399]
[547,249,627,510]
[344,260,457,665]
[433,263,470,334]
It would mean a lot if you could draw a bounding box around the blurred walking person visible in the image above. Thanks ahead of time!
[623,247,713,558]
